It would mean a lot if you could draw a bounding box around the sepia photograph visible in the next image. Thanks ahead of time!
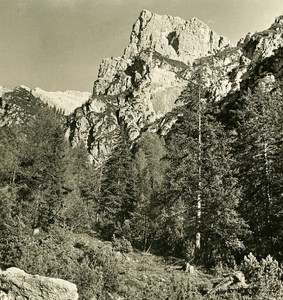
[0,0,283,299]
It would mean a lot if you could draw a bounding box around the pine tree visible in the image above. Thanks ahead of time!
[62,142,97,233]
[0,125,24,186]
[18,107,68,230]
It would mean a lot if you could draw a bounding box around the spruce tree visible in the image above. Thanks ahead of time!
[18,107,67,230]
[98,131,138,240]
[235,85,283,257]
[159,79,248,265]
[131,132,168,251]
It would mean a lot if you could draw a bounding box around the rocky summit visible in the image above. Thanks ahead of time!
[66,12,283,163]
[123,9,230,63]
[66,10,230,161]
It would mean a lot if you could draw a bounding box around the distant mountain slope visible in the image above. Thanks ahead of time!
[0,86,11,97]
[0,85,90,126]
[32,87,91,115]
[0,86,47,126]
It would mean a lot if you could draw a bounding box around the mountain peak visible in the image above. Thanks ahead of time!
[16,84,31,91]
[123,10,231,64]
[139,9,152,18]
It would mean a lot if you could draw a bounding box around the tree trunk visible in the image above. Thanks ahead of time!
[263,135,272,240]
[263,103,272,238]
[195,87,202,255]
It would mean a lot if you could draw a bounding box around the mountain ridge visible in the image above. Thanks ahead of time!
[66,10,235,162]
[2,11,283,164]
[67,11,283,162]
[0,85,91,126]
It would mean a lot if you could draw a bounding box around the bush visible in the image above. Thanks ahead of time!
[112,235,133,253]
[240,252,283,299]
[0,236,22,269]
[6,227,121,300]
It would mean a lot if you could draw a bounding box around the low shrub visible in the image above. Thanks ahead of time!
[240,252,283,299]
[112,235,133,253]
[2,226,121,300]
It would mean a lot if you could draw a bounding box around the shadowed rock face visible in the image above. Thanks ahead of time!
[66,11,283,163]
[0,267,78,300]
[240,15,283,62]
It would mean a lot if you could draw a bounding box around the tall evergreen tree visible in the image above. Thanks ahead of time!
[235,85,283,257]
[0,125,24,186]
[131,132,168,251]
[62,141,98,233]
[97,131,138,240]
[158,79,248,265]
[18,107,67,230]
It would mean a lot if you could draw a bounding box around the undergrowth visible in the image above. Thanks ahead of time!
[1,228,282,300]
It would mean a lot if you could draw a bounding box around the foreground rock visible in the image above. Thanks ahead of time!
[208,271,249,295]
[0,267,78,300]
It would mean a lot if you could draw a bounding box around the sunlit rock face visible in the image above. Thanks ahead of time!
[124,9,230,63]
[66,10,231,162]
[0,267,78,300]
[66,12,283,163]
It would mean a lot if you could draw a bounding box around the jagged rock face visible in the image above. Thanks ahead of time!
[67,51,190,161]
[124,10,230,64]
[240,15,283,62]
[0,267,78,300]
[93,10,230,97]
[67,11,231,161]
[67,12,283,163]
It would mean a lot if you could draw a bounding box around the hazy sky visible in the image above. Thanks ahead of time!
[0,0,282,92]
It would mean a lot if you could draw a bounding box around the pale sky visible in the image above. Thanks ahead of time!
[0,0,282,92]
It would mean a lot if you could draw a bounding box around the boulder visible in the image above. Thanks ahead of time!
[208,271,248,295]
[0,267,78,300]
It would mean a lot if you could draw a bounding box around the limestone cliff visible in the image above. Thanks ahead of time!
[66,10,231,161]
[123,9,230,64]
[66,12,283,162]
